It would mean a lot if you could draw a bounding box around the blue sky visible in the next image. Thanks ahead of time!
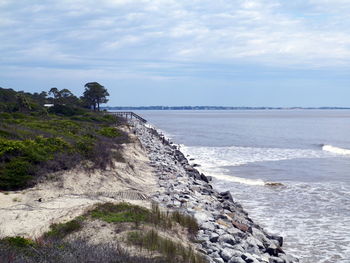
[1,0,350,107]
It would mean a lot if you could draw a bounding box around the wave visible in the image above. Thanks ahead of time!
[322,144,350,155]
[181,145,328,169]
[181,145,330,186]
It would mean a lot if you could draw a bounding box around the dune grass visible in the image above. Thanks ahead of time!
[127,230,206,263]
[88,202,199,236]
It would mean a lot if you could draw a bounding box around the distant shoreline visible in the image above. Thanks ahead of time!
[105,106,350,111]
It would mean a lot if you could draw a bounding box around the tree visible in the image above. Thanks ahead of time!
[48,88,78,106]
[31,91,48,106]
[82,82,109,111]
[48,87,60,105]
[16,93,31,112]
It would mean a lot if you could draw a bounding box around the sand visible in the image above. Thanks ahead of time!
[0,134,157,238]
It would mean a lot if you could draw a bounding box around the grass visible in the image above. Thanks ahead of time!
[0,237,169,263]
[127,230,206,263]
[43,219,84,240]
[88,202,198,236]
[1,236,35,248]
[0,111,129,190]
[0,202,204,263]
[90,202,150,224]
[171,211,199,236]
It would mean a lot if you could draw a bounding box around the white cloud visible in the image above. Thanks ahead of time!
[1,0,350,79]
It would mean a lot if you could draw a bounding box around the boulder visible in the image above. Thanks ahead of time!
[220,248,241,261]
[210,233,220,243]
[228,257,246,263]
[218,234,236,246]
[220,191,234,202]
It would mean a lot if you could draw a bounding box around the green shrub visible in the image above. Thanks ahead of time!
[98,127,121,138]
[0,110,126,190]
[90,202,150,224]
[1,236,35,248]
[89,202,197,236]
[48,105,86,116]
[0,159,33,190]
[44,219,83,239]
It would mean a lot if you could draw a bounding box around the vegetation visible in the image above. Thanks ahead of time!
[0,85,127,190]
[44,219,84,240]
[0,202,204,263]
[1,236,35,248]
[88,202,199,236]
[0,237,168,263]
[82,82,109,111]
[127,230,205,263]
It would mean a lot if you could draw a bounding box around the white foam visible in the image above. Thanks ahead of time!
[182,145,329,169]
[181,145,330,186]
[322,144,350,155]
[210,173,266,186]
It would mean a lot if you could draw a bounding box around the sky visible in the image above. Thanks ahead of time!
[1,0,350,107]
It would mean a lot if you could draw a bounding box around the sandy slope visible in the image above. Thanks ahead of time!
[0,135,157,238]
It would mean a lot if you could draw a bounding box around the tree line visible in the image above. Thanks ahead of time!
[0,82,109,113]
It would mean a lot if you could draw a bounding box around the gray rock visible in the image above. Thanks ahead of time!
[241,254,260,263]
[220,248,241,261]
[213,258,225,263]
[210,233,220,242]
[218,234,237,246]
[268,257,285,263]
[228,258,246,263]
[202,222,216,231]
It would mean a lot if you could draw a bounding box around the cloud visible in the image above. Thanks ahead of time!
[1,0,350,81]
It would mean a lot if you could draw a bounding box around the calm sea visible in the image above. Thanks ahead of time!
[133,110,350,263]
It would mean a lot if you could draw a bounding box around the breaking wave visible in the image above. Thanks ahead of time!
[322,145,350,155]
[181,145,330,186]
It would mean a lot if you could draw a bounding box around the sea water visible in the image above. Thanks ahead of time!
[133,110,350,263]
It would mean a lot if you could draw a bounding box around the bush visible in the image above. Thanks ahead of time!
[48,105,86,116]
[90,202,150,224]
[0,237,168,263]
[44,219,83,240]
[98,127,121,138]
[0,136,71,189]
[89,202,197,236]
[0,159,33,190]
[0,110,128,190]
[1,236,35,248]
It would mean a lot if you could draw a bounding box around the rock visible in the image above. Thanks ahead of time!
[265,182,284,187]
[200,222,216,231]
[210,233,220,242]
[245,236,264,249]
[218,234,236,245]
[132,121,299,263]
[200,173,210,183]
[214,258,225,263]
[231,220,251,233]
[265,244,284,257]
[269,235,284,247]
[220,191,234,202]
[268,257,285,263]
[194,212,212,223]
[220,248,241,261]
[242,254,260,263]
[228,257,246,263]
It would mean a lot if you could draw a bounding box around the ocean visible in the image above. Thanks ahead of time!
[133,110,350,263]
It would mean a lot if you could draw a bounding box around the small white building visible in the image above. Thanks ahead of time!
[44,103,54,108]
